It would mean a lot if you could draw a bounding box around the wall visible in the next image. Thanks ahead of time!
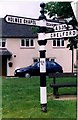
[7,38,39,76]
[7,38,76,76]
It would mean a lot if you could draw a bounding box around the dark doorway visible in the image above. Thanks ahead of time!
[2,57,7,76]
[0,48,12,76]
[0,56,7,76]
[0,56,2,76]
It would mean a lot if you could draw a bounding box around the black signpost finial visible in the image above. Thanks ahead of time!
[39,3,46,20]
[38,2,46,40]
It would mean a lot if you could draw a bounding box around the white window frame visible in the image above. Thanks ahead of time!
[0,38,6,48]
[20,38,35,48]
[53,39,65,47]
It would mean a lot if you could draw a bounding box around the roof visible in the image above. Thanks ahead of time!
[0,18,37,38]
[0,48,12,57]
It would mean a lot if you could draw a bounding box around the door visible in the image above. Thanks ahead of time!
[2,57,7,76]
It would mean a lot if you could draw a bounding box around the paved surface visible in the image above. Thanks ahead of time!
[48,93,77,100]
[54,95,77,100]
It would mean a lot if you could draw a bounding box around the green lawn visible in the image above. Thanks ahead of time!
[0,77,2,119]
[2,76,77,119]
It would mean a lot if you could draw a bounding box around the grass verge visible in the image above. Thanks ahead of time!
[2,76,77,119]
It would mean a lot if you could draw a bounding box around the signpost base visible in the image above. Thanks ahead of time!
[41,104,47,112]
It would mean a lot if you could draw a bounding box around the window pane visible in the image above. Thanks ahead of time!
[61,40,64,46]
[0,42,1,47]
[30,39,33,46]
[2,42,5,47]
[21,39,24,46]
[0,39,6,47]
[26,39,29,46]
[53,40,56,46]
[57,40,60,46]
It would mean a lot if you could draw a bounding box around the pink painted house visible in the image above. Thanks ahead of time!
[0,18,76,76]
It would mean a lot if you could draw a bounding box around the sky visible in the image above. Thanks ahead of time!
[0,0,76,19]
[0,0,48,19]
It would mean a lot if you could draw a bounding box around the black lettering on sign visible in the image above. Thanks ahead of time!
[57,33,59,37]
[66,31,68,36]
[59,25,61,30]
[32,20,36,25]
[27,20,29,23]
[51,33,53,38]
[23,19,36,25]
[54,33,56,37]
[14,17,22,23]
[54,24,67,31]
[8,17,14,22]
[24,19,27,23]
[63,31,65,36]
[8,17,11,22]
[73,30,76,35]
[60,32,62,37]
[55,26,58,30]
[62,25,64,30]
[69,31,72,35]
[63,24,67,30]
[15,18,18,22]
[46,22,54,27]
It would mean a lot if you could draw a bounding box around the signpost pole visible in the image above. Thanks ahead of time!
[38,3,47,112]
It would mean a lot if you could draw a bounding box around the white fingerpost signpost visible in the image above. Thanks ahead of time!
[4,2,78,112]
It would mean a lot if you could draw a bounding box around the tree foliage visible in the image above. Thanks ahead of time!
[45,2,74,18]
[67,37,77,50]
[45,2,77,50]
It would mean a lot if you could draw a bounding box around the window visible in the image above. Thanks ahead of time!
[53,40,56,46]
[53,39,64,47]
[0,39,6,48]
[21,39,35,48]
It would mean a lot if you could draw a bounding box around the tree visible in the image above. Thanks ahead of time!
[67,37,77,50]
[45,2,74,18]
[45,2,77,26]
[45,2,77,73]
[67,37,77,73]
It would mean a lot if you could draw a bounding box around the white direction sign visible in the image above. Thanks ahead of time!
[5,15,71,31]
[5,15,37,26]
[45,30,77,39]
[53,24,73,31]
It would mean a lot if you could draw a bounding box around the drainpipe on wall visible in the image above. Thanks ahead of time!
[72,46,74,73]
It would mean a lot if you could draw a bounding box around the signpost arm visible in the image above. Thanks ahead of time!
[38,3,47,112]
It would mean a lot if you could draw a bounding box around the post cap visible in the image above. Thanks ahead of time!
[40,3,45,8]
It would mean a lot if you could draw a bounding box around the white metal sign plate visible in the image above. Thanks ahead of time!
[5,15,66,29]
[45,29,77,39]
[40,58,46,73]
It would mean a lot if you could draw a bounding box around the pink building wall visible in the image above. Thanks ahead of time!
[7,38,76,76]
